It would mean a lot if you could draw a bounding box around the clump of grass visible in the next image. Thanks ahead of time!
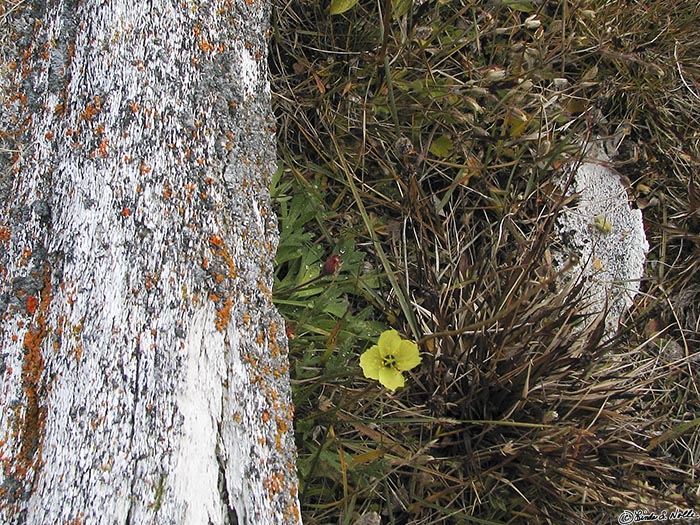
[271,0,700,523]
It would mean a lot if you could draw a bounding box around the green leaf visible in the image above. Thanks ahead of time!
[429,135,454,158]
[330,0,358,15]
[503,0,535,12]
[392,0,412,18]
[646,418,700,452]
[322,298,349,318]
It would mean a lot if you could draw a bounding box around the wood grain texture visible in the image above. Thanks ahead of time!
[0,1,301,524]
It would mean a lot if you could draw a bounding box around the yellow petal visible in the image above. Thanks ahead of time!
[378,367,405,391]
[378,329,402,356]
[395,340,421,371]
[359,345,382,380]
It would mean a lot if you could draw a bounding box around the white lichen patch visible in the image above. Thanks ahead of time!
[554,142,648,333]
[238,46,260,100]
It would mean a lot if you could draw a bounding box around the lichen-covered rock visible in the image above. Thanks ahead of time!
[0,1,301,524]
[554,142,648,334]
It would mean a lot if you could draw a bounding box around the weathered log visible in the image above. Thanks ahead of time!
[0,1,301,524]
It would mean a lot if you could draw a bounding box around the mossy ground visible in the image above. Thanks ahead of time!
[270,1,700,524]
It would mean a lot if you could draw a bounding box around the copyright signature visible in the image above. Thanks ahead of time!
[618,508,698,524]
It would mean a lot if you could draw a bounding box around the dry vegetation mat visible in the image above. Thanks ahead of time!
[270,0,700,524]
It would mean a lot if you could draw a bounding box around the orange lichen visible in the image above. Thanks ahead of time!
[266,388,279,403]
[17,264,52,472]
[25,295,38,316]
[263,472,283,499]
[214,296,232,332]
[275,431,283,452]
[0,227,10,243]
[198,37,214,53]
[97,138,108,157]
[285,501,301,522]
[80,96,102,122]
[68,512,84,525]
[208,235,237,278]
[242,353,258,368]
[19,247,32,266]
[144,274,156,290]
[257,279,271,298]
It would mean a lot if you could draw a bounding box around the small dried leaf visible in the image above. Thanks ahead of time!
[593,214,612,234]
[354,512,381,525]
[504,107,529,137]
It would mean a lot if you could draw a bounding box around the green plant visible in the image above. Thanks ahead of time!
[271,0,700,523]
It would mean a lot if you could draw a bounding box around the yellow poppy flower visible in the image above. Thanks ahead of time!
[360,330,421,391]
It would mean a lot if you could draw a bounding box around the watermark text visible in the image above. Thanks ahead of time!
[618,508,698,524]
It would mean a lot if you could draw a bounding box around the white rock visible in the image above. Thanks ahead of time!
[554,142,648,334]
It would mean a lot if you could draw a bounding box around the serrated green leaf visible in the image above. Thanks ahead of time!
[330,0,358,16]
[429,135,454,158]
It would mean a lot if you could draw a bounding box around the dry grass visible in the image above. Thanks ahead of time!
[271,0,700,523]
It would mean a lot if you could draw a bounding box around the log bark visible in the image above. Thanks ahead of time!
[0,1,301,524]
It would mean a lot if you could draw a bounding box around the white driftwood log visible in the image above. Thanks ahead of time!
[0,1,301,524]
[554,141,648,333]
